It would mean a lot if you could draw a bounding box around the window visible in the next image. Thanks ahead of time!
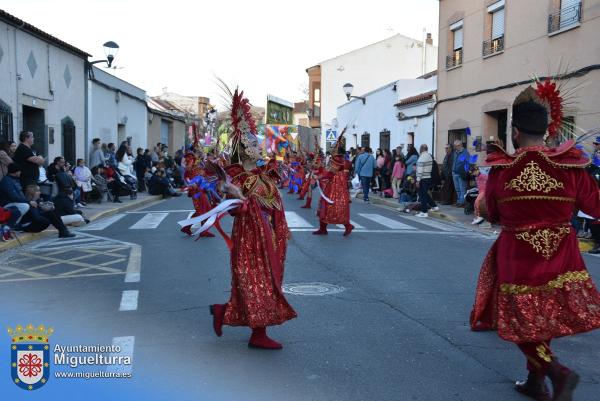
[447,20,463,69]
[483,1,505,56]
[361,132,370,148]
[311,86,321,120]
[379,129,390,151]
[548,0,582,34]
[0,100,12,143]
[448,129,467,148]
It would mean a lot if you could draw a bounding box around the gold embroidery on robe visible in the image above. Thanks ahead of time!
[504,161,564,193]
[243,174,281,211]
[515,226,570,260]
[536,344,553,362]
[500,270,590,294]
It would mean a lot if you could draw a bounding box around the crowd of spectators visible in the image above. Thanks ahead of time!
[0,132,182,242]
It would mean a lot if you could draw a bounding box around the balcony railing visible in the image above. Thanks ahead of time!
[446,48,463,69]
[548,2,582,34]
[482,35,504,57]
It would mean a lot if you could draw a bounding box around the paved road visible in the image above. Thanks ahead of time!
[1,193,599,401]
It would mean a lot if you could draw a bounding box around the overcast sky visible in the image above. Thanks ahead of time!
[3,0,439,109]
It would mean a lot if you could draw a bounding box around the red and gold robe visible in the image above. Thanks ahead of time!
[317,168,350,225]
[221,163,297,328]
[470,141,600,343]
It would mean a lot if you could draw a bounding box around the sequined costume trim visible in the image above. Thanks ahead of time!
[500,271,590,294]
[497,195,575,204]
[515,227,571,260]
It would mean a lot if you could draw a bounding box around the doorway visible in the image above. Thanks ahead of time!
[118,124,127,146]
[22,106,46,157]
[61,117,76,165]
[361,133,370,148]
[379,129,390,151]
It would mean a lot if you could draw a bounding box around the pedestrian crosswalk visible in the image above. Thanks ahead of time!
[74,209,473,235]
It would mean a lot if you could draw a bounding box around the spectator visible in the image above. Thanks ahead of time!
[354,147,375,203]
[398,175,418,212]
[440,144,456,205]
[116,142,137,199]
[0,163,31,226]
[471,167,488,225]
[404,145,419,178]
[148,168,181,198]
[452,139,470,207]
[151,144,161,166]
[92,165,121,203]
[382,149,393,190]
[47,156,66,182]
[0,139,15,180]
[53,187,88,227]
[13,131,45,187]
[74,159,93,204]
[391,154,406,199]
[21,184,75,238]
[134,147,149,192]
[37,164,53,202]
[106,143,117,168]
[89,138,106,169]
[8,141,17,156]
[415,144,439,218]
[395,144,405,162]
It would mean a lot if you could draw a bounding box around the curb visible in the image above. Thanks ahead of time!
[0,195,162,252]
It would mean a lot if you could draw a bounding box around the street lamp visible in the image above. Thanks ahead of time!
[89,41,120,68]
[343,83,366,104]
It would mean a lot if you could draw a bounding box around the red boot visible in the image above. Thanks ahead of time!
[548,361,579,401]
[343,223,355,237]
[200,231,215,238]
[248,327,282,350]
[181,225,193,236]
[209,304,225,337]
[312,221,328,235]
[301,197,312,209]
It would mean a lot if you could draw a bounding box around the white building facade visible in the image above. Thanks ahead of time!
[87,66,147,151]
[0,9,89,165]
[336,75,437,156]
[318,33,437,149]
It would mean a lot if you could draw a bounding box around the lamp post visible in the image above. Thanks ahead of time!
[342,83,366,104]
[89,41,120,67]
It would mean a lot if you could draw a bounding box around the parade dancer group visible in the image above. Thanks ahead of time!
[177,76,600,399]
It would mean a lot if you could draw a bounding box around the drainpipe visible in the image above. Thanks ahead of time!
[84,62,89,161]
[13,22,24,135]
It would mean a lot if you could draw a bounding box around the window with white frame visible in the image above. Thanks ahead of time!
[549,0,582,33]
[484,1,505,56]
[447,20,463,68]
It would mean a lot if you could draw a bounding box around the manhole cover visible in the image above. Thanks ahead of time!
[282,282,345,296]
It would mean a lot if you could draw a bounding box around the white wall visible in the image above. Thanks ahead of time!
[88,67,147,153]
[320,34,437,148]
[0,20,86,161]
[336,76,437,154]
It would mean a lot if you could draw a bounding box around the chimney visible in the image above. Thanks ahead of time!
[426,33,433,45]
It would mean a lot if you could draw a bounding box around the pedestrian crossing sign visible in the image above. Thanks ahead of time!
[326,130,337,142]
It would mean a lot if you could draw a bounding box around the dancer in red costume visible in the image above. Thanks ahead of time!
[312,153,354,236]
[180,151,216,238]
[298,154,313,201]
[470,85,600,401]
[207,87,297,350]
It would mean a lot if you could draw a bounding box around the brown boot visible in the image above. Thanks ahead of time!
[301,197,312,209]
[343,223,355,237]
[514,372,551,401]
[547,360,579,401]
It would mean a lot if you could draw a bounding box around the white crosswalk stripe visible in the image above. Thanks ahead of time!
[398,214,461,231]
[129,213,168,229]
[358,213,416,230]
[337,220,365,229]
[81,214,125,231]
[284,211,313,228]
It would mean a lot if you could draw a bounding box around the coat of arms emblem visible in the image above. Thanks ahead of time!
[7,324,53,390]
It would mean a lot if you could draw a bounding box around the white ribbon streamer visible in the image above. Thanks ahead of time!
[177,199,243,228]
[316,180,334,204]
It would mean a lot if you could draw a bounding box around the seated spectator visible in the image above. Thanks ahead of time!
[20,184,75,238]
[397,175,418,213]
[53,187,89,227]
[148,169,181,199]
[0,206,17,241]
[37,164,53,201]
[92,165,121,203]
[0,139,15,181]
[0,163,31,226]
[74,159,93,204]
[47,156,66,182]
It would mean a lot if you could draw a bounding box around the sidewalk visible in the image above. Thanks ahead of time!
[0,192,162,252]
[354,191,596,251]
